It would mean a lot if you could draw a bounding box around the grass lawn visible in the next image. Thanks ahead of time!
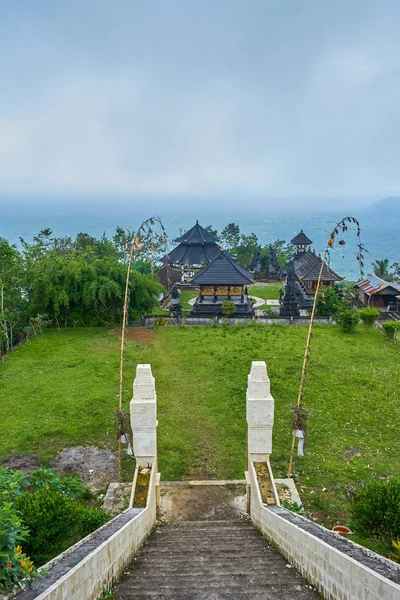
[180,289,198,308]
[0,324,398,552]
[249,283,283,300]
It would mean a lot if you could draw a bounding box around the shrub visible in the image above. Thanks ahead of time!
[0,466,89,505]
[221,300,236,318]
[0,467,28,505]
[382,321,400,341]
[28,468,89,500]
[155,317,168,326]
[336,308,360,333]
[18,489,109,566]
[359,307,380,326]
[351,477,400,541]
[317,287,348,317]
[0,503,37,594]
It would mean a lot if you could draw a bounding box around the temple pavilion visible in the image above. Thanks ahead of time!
[190,250,254,317]
[290,230,343,309]
[167,221,222,271]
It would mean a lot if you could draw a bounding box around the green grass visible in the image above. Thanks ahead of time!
[180,290,198,308]
[1,324,399,548]
[152,308,170,316]
[249,283,283,300]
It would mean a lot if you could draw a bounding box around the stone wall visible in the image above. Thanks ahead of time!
[142,316,332,326]
[248,453,400,599]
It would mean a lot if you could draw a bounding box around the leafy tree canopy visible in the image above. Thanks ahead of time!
[0,228,165,348]
[221,223,240,250]
[372,258,397,281]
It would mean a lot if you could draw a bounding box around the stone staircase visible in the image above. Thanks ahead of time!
[112,517,319,599]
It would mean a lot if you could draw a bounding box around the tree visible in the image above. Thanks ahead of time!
[372,259,393,280]
[391,262,400,283]
[204,225,218,237]
[269,240,295,268]
[20,230,164,327]
[113,227,135,264]
[0,238,25,351]
[317,287,348,317]
[234,233,259,269]
[220,223,240,249]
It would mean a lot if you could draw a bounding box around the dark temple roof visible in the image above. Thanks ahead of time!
[291,230,313,246]
[168,221,221,265]
[190,251,254,285]
[293,251,343,282]
[173,221,220,244]
[167,242,221,266]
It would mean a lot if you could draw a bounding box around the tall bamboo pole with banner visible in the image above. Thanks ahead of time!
[288,217,367,478]
[117,217,167,482]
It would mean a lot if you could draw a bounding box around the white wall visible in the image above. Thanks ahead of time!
[32,464,157,600]
[248,462,400,600]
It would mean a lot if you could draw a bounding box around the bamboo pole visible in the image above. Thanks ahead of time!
[118,239,136,482]
[287,216,365,479]
[117,217,167,482]
[287,248,328,478]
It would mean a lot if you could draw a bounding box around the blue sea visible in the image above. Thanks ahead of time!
[1,198,399,281]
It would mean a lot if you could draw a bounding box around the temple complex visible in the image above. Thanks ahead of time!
[167,221,222,273]
[190,250,254,317]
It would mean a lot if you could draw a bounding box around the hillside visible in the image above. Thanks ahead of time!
[364,196,400,220]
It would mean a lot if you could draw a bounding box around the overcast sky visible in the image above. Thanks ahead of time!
[1,0,400,206]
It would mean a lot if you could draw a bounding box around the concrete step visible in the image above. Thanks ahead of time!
[138,540,271,551]
[127,561,285,574]
[112,517,319,599]
[114,585,316,600]
[120,573,306,587]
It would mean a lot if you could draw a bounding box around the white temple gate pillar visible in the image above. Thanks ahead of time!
[246,361,275,465]
[130,364,157,470]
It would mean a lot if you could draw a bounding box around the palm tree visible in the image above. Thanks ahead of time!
[391,262,400,283]
[372,259,392,279]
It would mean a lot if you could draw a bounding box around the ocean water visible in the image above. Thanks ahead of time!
[1,198,399,281]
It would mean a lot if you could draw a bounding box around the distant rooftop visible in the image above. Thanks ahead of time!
[357,275,400,296]
[291,230,313,246]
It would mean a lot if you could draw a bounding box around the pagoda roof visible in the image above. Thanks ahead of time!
[291,230,313,245]
[190,251,254,285]
[293,251,343,282]
[167,242,221,266]
[173,221,219,244]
